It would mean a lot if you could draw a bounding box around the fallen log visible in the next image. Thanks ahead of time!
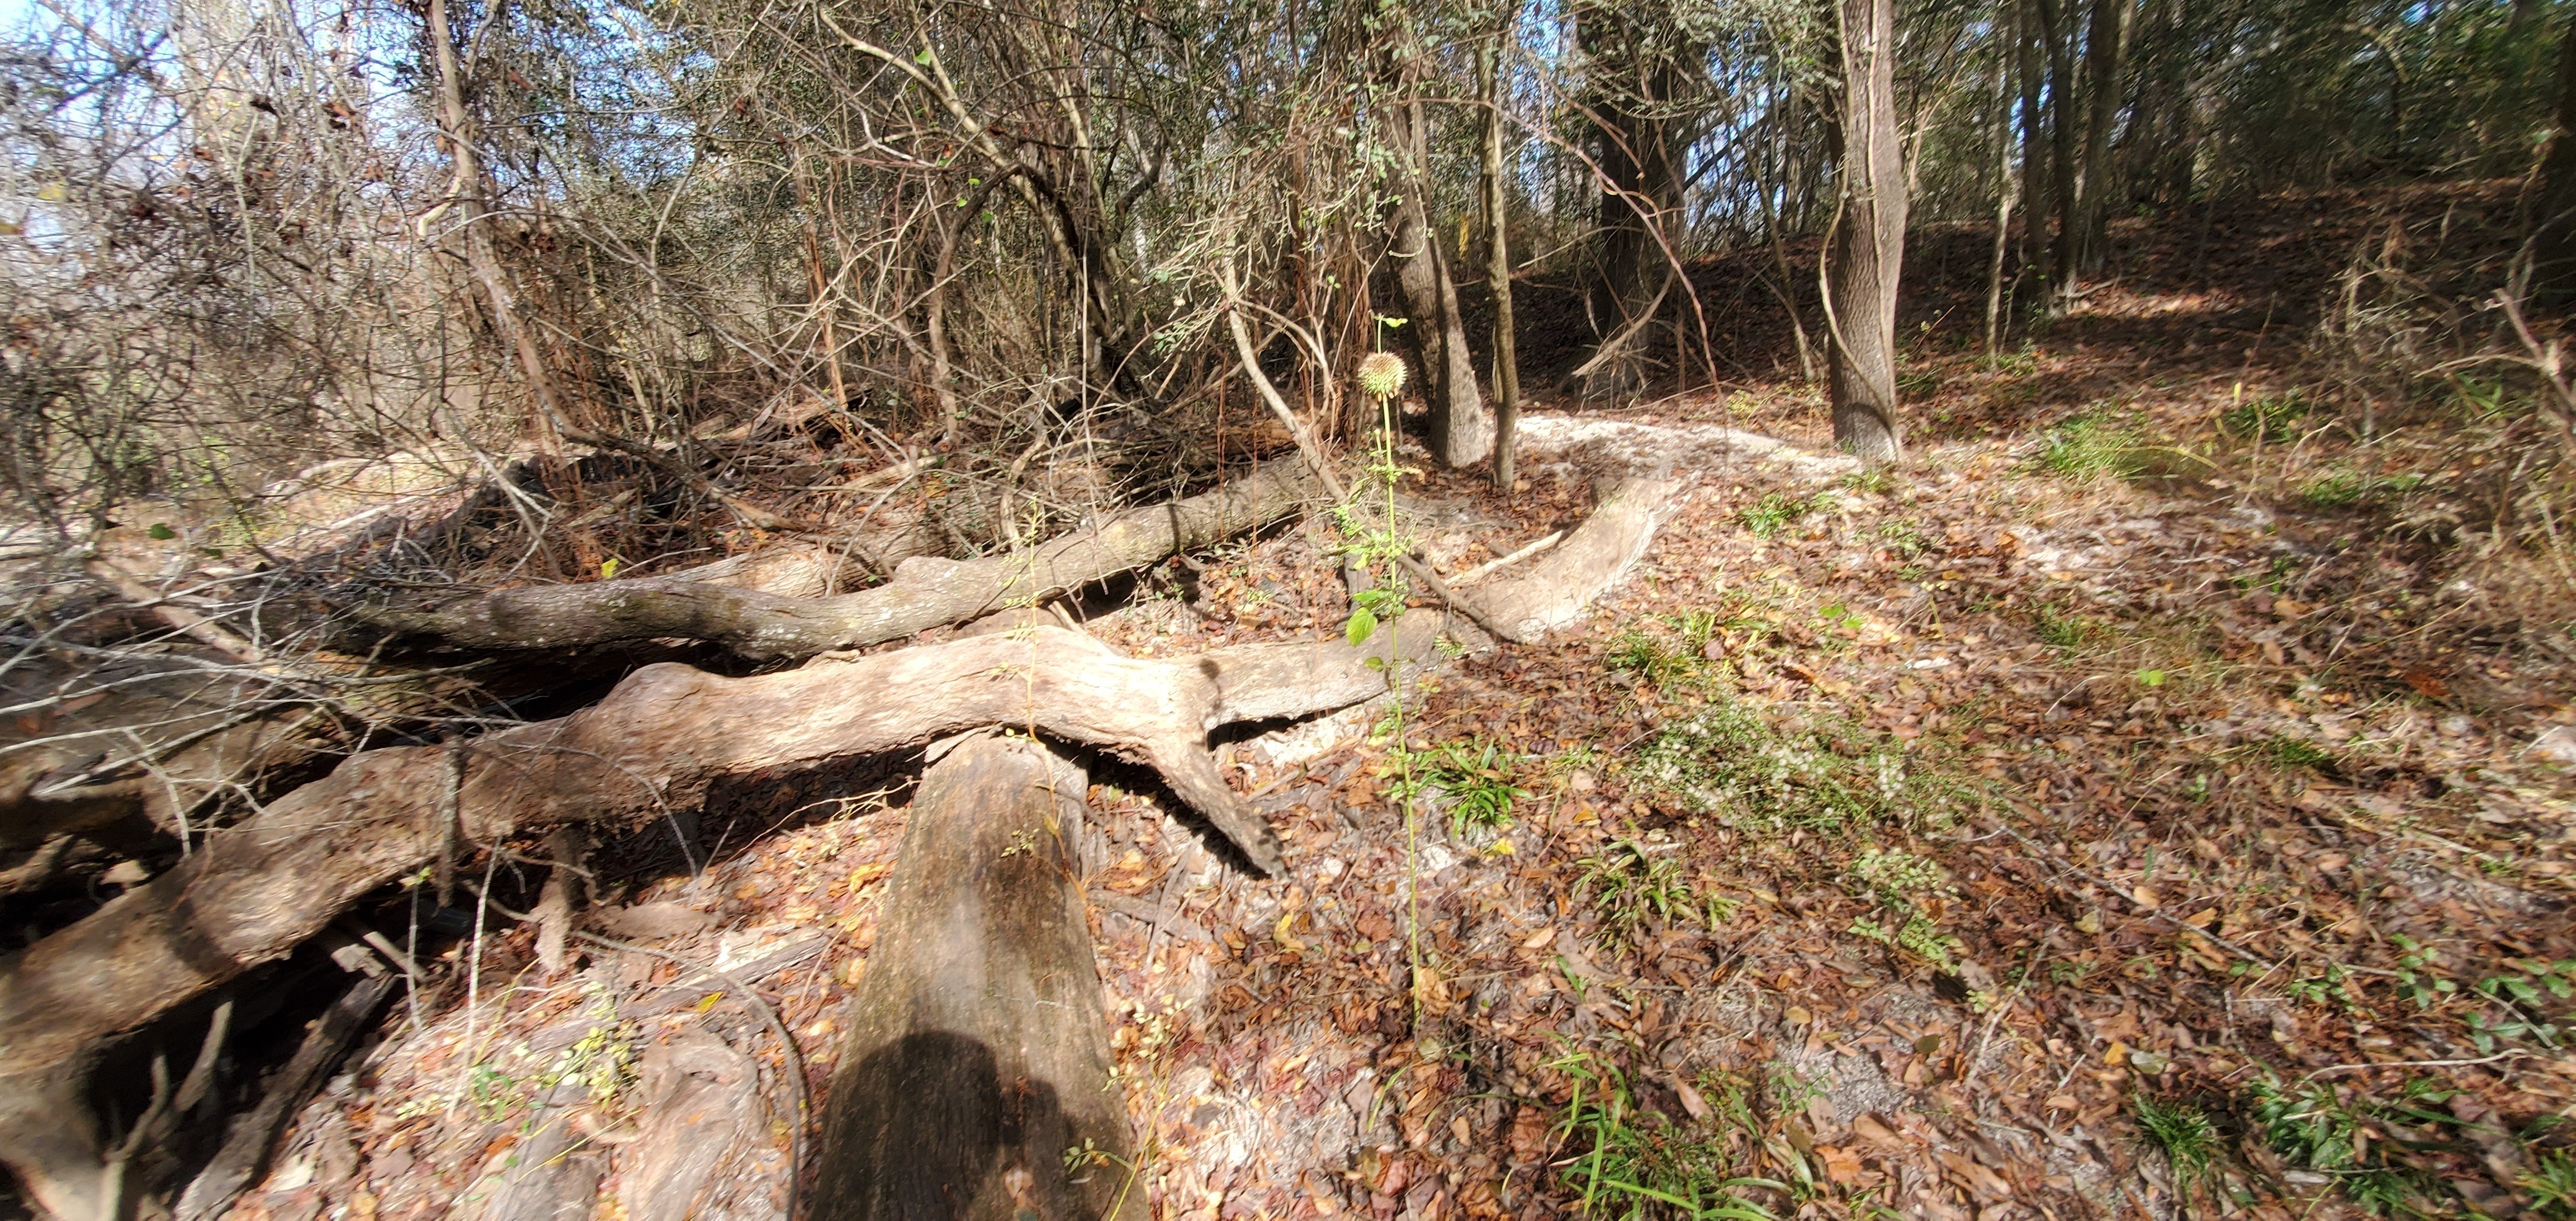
[0,624,1405,1218]
[812,733,1144,1221]
[354,457,1321,658]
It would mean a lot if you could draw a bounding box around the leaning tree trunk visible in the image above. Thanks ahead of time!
[1383,96,1493,470]
[811,733,1145,1221]
[1825,0,1909,465]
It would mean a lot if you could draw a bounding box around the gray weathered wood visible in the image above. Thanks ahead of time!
[812,733,1145,1221]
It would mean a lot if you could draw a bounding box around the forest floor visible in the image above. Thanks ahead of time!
[224,182,2576,1221]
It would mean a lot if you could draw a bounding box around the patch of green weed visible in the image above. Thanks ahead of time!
[2221,392,2314,443]
[2038,411,2146,480]
[2525,1149,2576,1218]
[1386,740,1529,839]
[2296,470,2422,511]
[2253,735,2337,770]
[1608,611,1722,689]
[2243,1074,2460,1217]
[2132,1096,2222,1198]
[1576,835,1727,946]
[1550,1050,1783,1220]
[2032,603,2108,651]
[1741,490,1835,539]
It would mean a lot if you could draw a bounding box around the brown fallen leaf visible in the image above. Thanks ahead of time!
[2402,668,2451,698]
[1817,1144,1863,1185]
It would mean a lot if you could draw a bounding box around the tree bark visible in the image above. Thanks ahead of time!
[1382,97,1493,470]
[355,458,1322,657]
[810,733,1144,1221]
[1985,1,2023,356]
[2042,0,2081,305]
[1481,31,1522,490]
[1825,0,1909,465]
[2017,0,2054,293]
[2535,14,2576,312]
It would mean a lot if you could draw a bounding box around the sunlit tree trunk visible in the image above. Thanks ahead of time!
[1825,0,1907,465]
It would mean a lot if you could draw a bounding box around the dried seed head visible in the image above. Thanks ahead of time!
[1357,351,1408,400]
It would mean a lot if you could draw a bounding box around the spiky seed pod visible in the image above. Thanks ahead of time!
[1357,351,1407,401]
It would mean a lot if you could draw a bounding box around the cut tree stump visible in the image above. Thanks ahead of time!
[812,732,1144,1221]
[354,457,1320,658]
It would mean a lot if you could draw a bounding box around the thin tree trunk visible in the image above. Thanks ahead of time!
[2073,0,2135,277]
[2018,0,2053,292]
[1986,2,2023,356]
[1826,0,1907,465]
[1480,31,1521,489]
[425,0,569,450]
[2043,0,2080,306]
[1765,83,1820,382]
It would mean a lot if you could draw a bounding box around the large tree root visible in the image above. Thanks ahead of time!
[812,733,1144,1221]
[0,623,1424,1218]
[353,458,1321,657]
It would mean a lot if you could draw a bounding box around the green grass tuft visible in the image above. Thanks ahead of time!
[2038,412,2147,480]
[2132,1096,2222,1194]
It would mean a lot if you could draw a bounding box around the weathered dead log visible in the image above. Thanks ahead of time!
[0,624,1401,1217]
[356,458,1320,658]
[812,733,1144,1221]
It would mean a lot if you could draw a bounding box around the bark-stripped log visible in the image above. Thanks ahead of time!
[812,734,1144,1221]
[0,624,1406,1218]
[356,458,1320,658]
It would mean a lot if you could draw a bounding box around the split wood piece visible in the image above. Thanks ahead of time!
[1472,474,1687,643]
[0,624,1415,1217]
[171,974,396,1221]
[811,733,1144,1221]
[354,457,1322,659]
